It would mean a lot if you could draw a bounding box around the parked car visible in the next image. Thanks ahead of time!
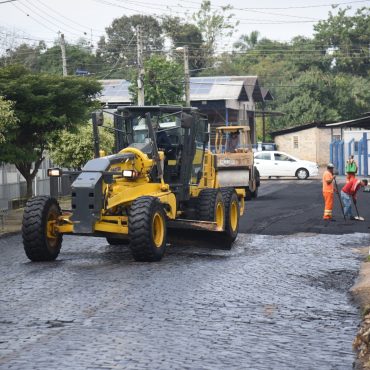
[253,151,319,180]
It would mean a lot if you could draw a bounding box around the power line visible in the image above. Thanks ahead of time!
[178,0,370,10]
[34,0,104,34]
[16,0,86,38]
[12,1,57,34]
[25,0,93,36]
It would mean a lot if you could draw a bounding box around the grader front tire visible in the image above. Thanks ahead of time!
[128,196,167,262]
[22,196,62,261]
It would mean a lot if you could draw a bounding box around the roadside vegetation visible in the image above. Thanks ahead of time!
[0,1,369,182]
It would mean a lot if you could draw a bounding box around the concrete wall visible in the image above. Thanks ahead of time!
[316,128,331,166]
[274,127,331,165]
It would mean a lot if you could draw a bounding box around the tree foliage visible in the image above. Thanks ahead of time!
[0,39,101,76]
[192,0,239,59]
[0,65,102,197]
[1,4,368,139]
[129,55,184,105]
[97,15,163,79]
[0,96,17,143]
[49,122,114,170]
[162,16,206,74]
[314,7,370,76]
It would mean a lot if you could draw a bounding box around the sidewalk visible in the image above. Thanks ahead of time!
[0,197,71,237]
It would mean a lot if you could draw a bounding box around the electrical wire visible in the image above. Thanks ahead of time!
[35,0,105,34]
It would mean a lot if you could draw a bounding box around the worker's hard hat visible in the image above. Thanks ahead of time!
[327,163,334,168]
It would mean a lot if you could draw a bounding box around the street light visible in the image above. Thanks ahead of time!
[175,46,190,107]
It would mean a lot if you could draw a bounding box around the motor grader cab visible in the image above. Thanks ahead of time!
[215,126,260,199]
[22,105,246,263]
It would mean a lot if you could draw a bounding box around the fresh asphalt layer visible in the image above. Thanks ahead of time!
[239,177,370,235]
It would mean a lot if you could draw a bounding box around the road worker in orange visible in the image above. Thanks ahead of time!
[322,163,336,221]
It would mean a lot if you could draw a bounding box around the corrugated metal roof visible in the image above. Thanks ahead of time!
[99,76,270,104]
[190,76,246,101]
[326,116,370,128]
[270,122,328,137]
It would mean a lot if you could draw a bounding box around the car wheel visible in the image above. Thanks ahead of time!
[296,168,309,180]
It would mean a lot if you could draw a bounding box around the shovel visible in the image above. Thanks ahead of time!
[334,178,346,221]
[352,196,365,221]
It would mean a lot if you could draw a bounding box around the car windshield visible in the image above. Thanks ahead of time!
[255,152,271,160]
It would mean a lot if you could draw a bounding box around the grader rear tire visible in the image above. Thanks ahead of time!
[220,188,240,248]
[197,189,225,230]
[22,196,62,261]
[128,196,167,262]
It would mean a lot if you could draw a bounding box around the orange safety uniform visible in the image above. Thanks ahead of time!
[322,170,334,219]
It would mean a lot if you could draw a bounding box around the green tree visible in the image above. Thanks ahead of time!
[271,69,370,129]
[313,6,370,76]
[49,122,114,170]
[233,31,261,51]
[0,38,101,76]
[0,41,46,70]
[192,0,239,60]
[0,65,101,198]
[162,16,206,74]
[0,96,17,143]
[129,55,184,105]
[38,39,101,76]
[97,15,163,79]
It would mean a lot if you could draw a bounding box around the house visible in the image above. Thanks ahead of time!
[271,122,333,166]
[99,76,273,144]
[270,114,370,174]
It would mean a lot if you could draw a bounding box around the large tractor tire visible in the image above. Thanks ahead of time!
[128,196,167,262]
[220,188,240,248]
[106,237,130,246]
[197,189,225,230]
[22,196,62,261]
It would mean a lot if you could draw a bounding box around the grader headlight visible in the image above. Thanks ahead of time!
[122,170,138,179]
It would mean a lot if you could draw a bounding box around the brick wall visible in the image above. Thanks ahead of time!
[274,127,331,165]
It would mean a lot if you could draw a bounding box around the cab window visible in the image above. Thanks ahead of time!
[274,153,294,161]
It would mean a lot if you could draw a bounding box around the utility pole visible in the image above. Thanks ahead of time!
[136,25,145,106]
[262,101,266,143]
[176,45,190,107]
[184,45,190,107]
[59,33,67,76]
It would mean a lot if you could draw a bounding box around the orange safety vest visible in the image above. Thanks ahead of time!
[322,170,334,193]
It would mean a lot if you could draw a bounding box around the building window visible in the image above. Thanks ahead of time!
[293,136,298,149]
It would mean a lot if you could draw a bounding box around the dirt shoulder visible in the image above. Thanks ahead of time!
[351,249,370,369]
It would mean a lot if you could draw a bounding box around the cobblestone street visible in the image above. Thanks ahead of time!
[0,232,368,369]
[1,180,370,369]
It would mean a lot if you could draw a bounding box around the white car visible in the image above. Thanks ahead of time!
[254,151,319,180]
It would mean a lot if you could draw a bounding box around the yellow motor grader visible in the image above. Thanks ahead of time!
[22,105,246,262]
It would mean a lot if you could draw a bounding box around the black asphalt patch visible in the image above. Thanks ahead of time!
[239,178,370,235]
